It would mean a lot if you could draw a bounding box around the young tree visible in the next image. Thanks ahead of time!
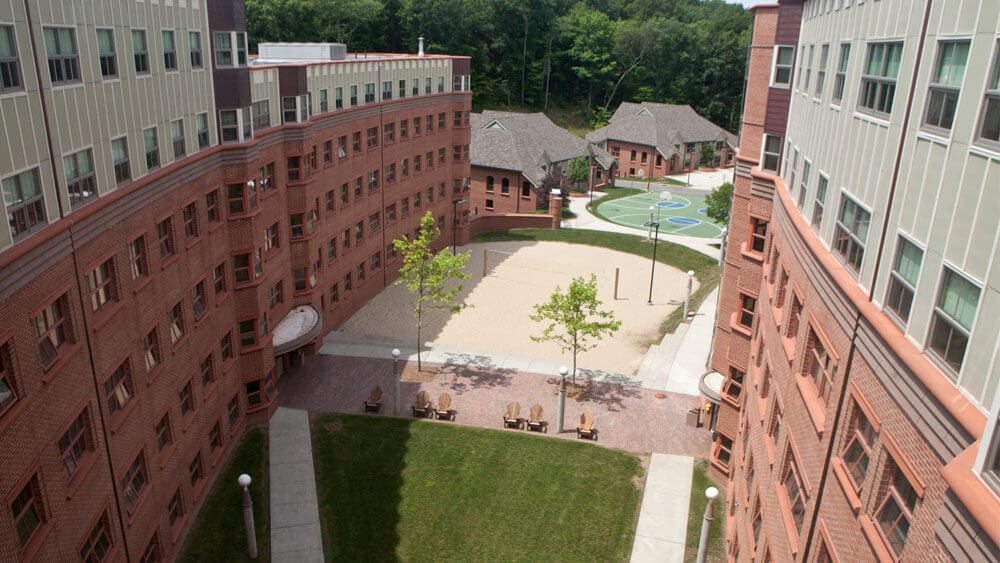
[700,143,715,167]
[393,211,471,371]
[705,182,733,225]
[567,156,590,190]
[530,274,621,383]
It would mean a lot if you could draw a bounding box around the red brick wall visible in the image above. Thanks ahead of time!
[606,140,734,179]
[0,93,471,561]
[469,166,537,214]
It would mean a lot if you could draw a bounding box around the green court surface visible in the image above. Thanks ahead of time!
[596,191,725,238]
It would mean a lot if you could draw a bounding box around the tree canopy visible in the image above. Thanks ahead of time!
[246,0,752,131]
[705,182,732,225]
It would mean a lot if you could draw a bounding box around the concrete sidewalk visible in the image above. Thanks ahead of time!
[630,453,695,562]
[269,407,323,562]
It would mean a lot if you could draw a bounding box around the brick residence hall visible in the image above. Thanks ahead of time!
[0,0,500,559]
[469,110,616,214]
[702,0,1000,562]
[587,101,739,178]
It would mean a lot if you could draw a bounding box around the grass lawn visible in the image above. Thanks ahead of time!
[180,429,269,562]
[685,460,725,562]
[312,414,643,561]
[471,228,719,336]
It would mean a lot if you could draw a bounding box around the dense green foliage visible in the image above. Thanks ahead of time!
[705,182,732,224]
[180,430,269,563]
[567,156,590,188]
[312,413,643,561]
[246,0,751,130]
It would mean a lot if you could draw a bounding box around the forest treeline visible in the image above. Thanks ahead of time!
[246,0,752,132]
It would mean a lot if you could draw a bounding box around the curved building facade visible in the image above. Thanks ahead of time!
[709,1,1000,561]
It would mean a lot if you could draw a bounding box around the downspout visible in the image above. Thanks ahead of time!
[801,0,933,557]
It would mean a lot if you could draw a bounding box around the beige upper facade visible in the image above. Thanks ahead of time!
[778,0,999,418]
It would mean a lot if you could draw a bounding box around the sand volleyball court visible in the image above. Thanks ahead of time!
[340,240,699,375]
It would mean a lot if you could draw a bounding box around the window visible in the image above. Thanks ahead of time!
[886,237,922,324]
[385,163,395,183]
[112,137,130,185]
[713,434,733,468]
[214,32,233,66]
[143,127,159,170]
[167,489,184,526]
[329,282,339,304]
[191,281,207,319]
[264,223,279,253]
[412,78,419,96]
[227,182,257,215]
[924,41,969,131]
[0,26,23,92]
[197,113,209,149]
[213,262,226,295]
[156,217,174,258]
[384,122,394,143]
[220,109,239,143]
[929,267,980,374]
[803,44,814,91]
[344,272,352,292]
[978,42,1000,145]
[0,345,16,415]
[750,218,767,253]
[859,42,903,116]
[128,236,147,280]
[189,31,202,68]
[269,281,283,308]
[842,404,876,488]
[220,332,234,363]
[251,99,270,131]
[3,168,45,240]
[34,295,68,369]
[281,97,297,124]
[833,194,870,272]
[787,294,802,337]
[79,512,112,562]
[364,82,375,103]
[290,211,315,238]
[371,251,380,271]
[723,367,744,402]
[832,43,850,103]
[319,88,328,112]
[438,75,445,92]
[768,402,782,444]
[350,84,358,106]
[260,162,275,192]
[43,27,80,84]
[189,452,204,487]
[11,478,44,546]
[58,410,92,481]
[210,421,223,451]
[815,44,829,97]
[64,149,96,209]
[805,328,834,404]
[104,362,133,415]
[168,302,184,344]
[200,354,215,386]
[439,112,446,129]
[132,30,149,74]
[142,329,159,372]
[425,77,432,94]
[232,250,262,284]
[876,457,919,557]
[761,135,781,172]
[367,127,378,148]
[426,114,434,132]
[239,318,259,347]
[357,262,365,282]
[155,413,172,450]
[812,175,828,226]
[335,86,343,109]
[96,29,117,78]
[179,380,195,415]
[738,294,756,328]
[183,201,198,240]
[382,80,392,101]
[368,212,380,234]
[86,258,115,313]
[228,395,241,428]
[781,449,807,531]
[162,30,176,70]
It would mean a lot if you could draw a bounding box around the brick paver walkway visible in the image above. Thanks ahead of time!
[277,354,710,456]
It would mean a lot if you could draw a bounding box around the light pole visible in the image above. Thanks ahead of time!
[452,198,466,254]
[696,486,719,563]
[391,348,401,414]
[647,206,654,240]
[557,365,568,433]
[683,270,694,319]
[238,474,258,559]
[644,221,660,304]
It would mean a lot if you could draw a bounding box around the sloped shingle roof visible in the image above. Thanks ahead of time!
[471,111,613,186]
[586,102,738,159]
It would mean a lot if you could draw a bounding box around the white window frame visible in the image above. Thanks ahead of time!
[975,39,1000,151]
[770,46,795,88]
[761,134,782,173]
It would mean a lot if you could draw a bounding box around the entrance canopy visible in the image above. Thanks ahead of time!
[699,370,724,403]
[272,305,322,355]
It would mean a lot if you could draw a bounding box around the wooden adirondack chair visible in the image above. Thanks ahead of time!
[576,412,596,440]
[526,404,546,432]
[503,401,521,429]
[435,393,454,420]
[412,390,431,418]
[364,386,383,413]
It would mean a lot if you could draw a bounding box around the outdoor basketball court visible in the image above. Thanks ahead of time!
[596,191,724,238]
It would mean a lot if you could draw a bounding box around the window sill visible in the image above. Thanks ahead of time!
[108,400,139,434]
[781,335,795,364]
[184,236,203,251]
[159,254,181,271]
[740,246,765,263]
[290,232,317,243]
[729,312,753,337]
[64,451,99,499]
[857,514,895,562]
[19,519,54,562]
[180,410,196,433]
[40,342,83,385]
[170,333,189,352]
[158,443,177,469]
[709,455,730,476]
[794,377,826,436]
[193,310,211,330]
[772,481,800,557]
[260,188,279,202]
[90,301,125,333]
[203,379,219,400]
[233,279,263,291]
[240,333,273,355]
[210,444,226,468]
[0,399,28,435]
[132,275,154,295]
[765,436,776,467]
[192,478,207,503]
[146,364,164,385]
[170,514,188,544]
[228,415,245,437]
[125,488,151,527]
[221,356,236,375]
[830,457,862,513]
